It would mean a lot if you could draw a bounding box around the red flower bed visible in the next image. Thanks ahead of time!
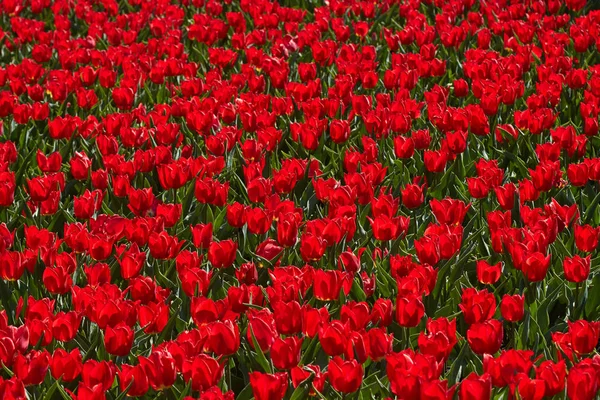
[0,0,599,398]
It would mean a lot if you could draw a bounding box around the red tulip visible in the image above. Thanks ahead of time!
[112,87,135,110]
[574,224,599,253]
[418,317,457,361]
[563,255,591,283]
[476,260,502,285]
[314,270,345,301]
[104,323,134,357]
[182,354,223,392]
[516,374,546,400]
[567,362,598,400]
[118,364,149,397]
[291,365,327,396]
[467,320,503,355]
[396,294,425,328]
[81,361,116,391]
[402,183,425,209]
[247,309,277,352]
[205,320,241,356]
[328,357,363,394]
[249,372,288,400]
[271,336,303,370]
[367,327,394,361]
[536,360,566,397]
[459,373,492,400]
[277,213,299,247]
[14,350,50,386]
[500,294,525,322]
[568,320,600,355]
[521,252,551,282]
[191,223,213,249]
[0,171,16,207]
[50,349,82,382]
[459,288,496,325]
[330,119,350,144]
[299,232,326,262]
[138,349,177,391]
[208,240,237,268]
[51,311,81,342]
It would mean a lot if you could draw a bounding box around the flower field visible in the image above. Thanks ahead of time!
[1,0,600,398]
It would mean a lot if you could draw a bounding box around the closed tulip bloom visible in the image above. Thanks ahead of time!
[205,320,240,356]
[271,336,303,370]
[536,360,566,397]
[299,232,326,262]
[14,350,50,386]
[112,87,135,110]
[459,373,492,400]
[467,319,503,355]
[328,357,363,394]
[459,288,496,325]
[568,320,600,355]
[42,266,73,294]
[424,150,448,173]
[367,327,394,361]
[50,349,82,382]
[476,260,502,285]
[396,294,425,328]
[516,374,546,400]
[302,305,330,338]
[521,252,551,282]
[318,320,348,357]
[247,310,277,353]
[246,207,272,235]
[207,240,237,268]
[394,135,415,159]
[249,372,288,400]
[277,213,299,247]
[118,364,149,397]
[567,363,598,400]
[0,171,16,207]
[467,177,490,199]
[401,183,425,209]
[501,294,525,322]
[104,323,134,357]
[567,163,590,187]
[494,183,516,210]
[182,354,223,392]
[314,269,344,301]
[329,119,350,144]
[51,311,82,342]
[138,349,177,391]
[73,383,105,400]
[574,224,599,253]
[563,255,591,283]
[81,360,116,391]
[420,379,455,400]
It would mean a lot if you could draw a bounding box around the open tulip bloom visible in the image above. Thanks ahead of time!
[0,0,600,399]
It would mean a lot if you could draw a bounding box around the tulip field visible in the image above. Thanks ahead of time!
[3,0,600,398]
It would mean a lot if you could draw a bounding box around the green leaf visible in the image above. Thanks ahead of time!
[249,325,273,373]
[586,275,600,319]
[236,383,254,400]
[290,375,313,400]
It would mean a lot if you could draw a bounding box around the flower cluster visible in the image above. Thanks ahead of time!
[0,0,599,399]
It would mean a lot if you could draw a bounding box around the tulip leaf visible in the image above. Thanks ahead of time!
[249,325,273,374]
[583,190,600,224]
[586,274,600,319]
[236,383,254,400]
[290,376,313,400]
